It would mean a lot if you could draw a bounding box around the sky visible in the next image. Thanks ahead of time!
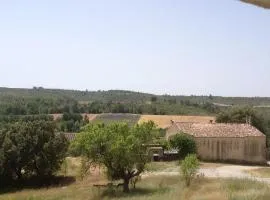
[0,0,269,97]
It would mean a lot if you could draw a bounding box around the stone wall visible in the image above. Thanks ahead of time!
[166,124,267,164]
[195,136,266,164]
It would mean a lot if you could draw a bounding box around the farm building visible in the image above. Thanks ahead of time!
[166,122,266,164]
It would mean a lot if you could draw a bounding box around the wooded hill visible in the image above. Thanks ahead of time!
[1,87,270,106]
[1,87,270,116]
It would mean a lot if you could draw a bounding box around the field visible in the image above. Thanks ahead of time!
[138,115,215,128]
[88,114,215,128]
[92,113,141,126]
[2,159,270,200]
[47,113,217,129]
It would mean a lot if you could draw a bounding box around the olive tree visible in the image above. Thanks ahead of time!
[71,121,157,192]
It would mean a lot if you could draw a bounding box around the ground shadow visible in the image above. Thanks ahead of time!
[0,175,76,195]
[101,186,170,198]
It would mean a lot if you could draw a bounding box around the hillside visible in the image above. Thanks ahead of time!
[1,87,270,105]
[1,87,270,116]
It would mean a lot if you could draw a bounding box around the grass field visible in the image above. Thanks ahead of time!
[2,159,270,200]
[92,113,141,126]
[2,175,270,200]
[138,115,215,128]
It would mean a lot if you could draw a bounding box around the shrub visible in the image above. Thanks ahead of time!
[181,154,199,187]
[169,133,196,159]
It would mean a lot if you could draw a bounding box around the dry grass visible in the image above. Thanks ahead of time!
[138,115,215,129]
[2,158,270,200]
[200,162,226,169]
[145,161,179,172]
[245,167,270,178]
[2,175,270,200]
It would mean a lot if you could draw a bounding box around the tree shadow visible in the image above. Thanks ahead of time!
[0,175,76,194]
[102,186,170,198]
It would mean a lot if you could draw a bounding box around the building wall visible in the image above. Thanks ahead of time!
[166,125,267,164]
[195,136,266,164]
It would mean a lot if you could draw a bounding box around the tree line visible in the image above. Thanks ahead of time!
[0,95,219,116]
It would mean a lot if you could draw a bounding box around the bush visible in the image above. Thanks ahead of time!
[169,133,196,159]
[181,154,199,187]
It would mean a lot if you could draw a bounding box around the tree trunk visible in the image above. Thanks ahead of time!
[123,178,130,193]
[16,168,22,180]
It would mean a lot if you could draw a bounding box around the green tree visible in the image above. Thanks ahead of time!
[71,121,157,192]
[169,133,197,159]
[216,107,266,133]
[181,154,199,187]
[0,121,68,186]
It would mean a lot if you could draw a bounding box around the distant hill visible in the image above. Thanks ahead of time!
[1,87,270,116]
[1,87,270,106]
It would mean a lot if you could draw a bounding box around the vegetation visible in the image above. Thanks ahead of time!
[169,133,197,159]
[216,106,270,145]
[93,113,140,126]
[57,112,89,132]
[0,120,69,187]
[71,121,158,192]
[180,154,199,187]
[2,169,270,200]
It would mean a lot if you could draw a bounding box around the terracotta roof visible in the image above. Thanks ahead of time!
[174,122,265,138]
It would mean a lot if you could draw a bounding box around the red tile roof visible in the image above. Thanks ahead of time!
[174,122,265,138]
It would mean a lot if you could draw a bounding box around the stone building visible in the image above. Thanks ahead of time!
[166,122,266,164]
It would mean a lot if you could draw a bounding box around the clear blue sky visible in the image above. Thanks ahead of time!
[0,0,269,96]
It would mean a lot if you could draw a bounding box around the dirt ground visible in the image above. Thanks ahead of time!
[143,162,270,184]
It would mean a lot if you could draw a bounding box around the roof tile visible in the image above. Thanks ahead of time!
[174,122,264,137]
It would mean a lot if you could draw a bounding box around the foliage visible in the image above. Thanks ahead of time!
[2,87,270,116]
[169,133,197,159]
[0,120,69,187]
[0,94,81,115]
[57,112,89,132]
[93,113,140,126]
[0,114,54,123]
[71,121,158,192]
[216,106,270,146]
[181,154,199,187]
[77,157,90,181]
[216,107,265,132]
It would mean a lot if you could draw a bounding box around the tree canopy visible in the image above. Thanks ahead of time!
[169,133,197,159]
[71,121,158,192]
[0,120,68,187]
[216,107,266,133]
